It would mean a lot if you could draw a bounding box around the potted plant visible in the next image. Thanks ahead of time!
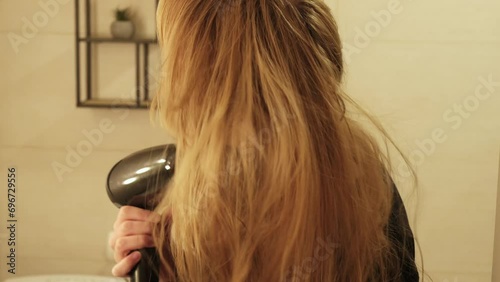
[111,7,134,39]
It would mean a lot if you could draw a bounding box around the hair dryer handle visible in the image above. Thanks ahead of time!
[129,248,160,282]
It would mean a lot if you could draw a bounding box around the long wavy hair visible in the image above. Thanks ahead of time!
[151,0,416,281]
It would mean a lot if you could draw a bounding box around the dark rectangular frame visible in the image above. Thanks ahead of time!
[75,0,159,109]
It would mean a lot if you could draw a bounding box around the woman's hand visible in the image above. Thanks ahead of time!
[109,206,161,277]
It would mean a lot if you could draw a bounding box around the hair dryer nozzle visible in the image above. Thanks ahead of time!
[106,144,176,210]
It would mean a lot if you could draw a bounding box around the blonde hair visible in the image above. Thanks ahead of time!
[151,0,416,281]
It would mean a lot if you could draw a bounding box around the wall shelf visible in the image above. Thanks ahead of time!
[75,0,159,109]
[79,99,151,109]
[78,37,158,44]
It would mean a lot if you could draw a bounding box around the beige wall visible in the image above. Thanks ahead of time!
[332,0,500,281]
[0,0,499,281]
[493,153,500,281]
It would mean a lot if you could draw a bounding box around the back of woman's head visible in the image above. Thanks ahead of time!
[152,0,404,281]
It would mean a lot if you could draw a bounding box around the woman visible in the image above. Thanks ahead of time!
[109,0,420,281]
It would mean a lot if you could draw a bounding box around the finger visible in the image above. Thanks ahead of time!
[118,220,154,236]
[111,251,142,277]
[110,221,154,249]
[113,206,161,230]
[114,235,155,263]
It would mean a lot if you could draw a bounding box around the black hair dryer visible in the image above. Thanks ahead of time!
[106,144,176,282]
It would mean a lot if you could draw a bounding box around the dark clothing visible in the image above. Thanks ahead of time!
[387,182,420,281]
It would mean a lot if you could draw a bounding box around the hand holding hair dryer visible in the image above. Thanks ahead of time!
[106,144,176,282]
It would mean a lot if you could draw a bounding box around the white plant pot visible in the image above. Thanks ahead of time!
[111,21,135,39]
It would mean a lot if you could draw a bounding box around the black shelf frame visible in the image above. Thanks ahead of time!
[75,0,159,109]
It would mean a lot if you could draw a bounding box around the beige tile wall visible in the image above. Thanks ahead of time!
[493,153,500,281]
[0,0,499,281]
[335,0,500,281]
